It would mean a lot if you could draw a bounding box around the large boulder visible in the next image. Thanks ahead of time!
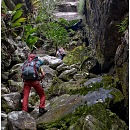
[82,0,128,72]
[7,111,36,130]
[9,63,23,82]
[80,57,100,74]
[1,112,8,130]
[2,92,21,113]
[58,68,77,81]
[41,65,56,88]
[40,55,63,69]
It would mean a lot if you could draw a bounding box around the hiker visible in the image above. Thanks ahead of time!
[56,47,66,60]
[21,53,47,114]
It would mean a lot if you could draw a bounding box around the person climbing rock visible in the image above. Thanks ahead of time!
[21,53,47,114]
[56,47,66,60]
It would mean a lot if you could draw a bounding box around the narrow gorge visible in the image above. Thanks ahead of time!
[1,0,129,130]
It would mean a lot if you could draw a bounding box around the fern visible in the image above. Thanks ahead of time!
[117,17,128,35]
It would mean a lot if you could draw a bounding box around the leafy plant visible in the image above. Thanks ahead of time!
[46,21,69,50]
[10,3,26,27]
[1,2,26,38]
[117,17,128,35]
[23,25,39,49]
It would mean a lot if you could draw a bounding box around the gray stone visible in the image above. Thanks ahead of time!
[7,111,36,130]
[2,92,21,111]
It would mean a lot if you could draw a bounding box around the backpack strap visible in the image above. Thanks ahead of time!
[33,60,38,77]
[21,60,28,78]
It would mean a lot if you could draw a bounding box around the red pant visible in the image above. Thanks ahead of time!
[22,80,46,112]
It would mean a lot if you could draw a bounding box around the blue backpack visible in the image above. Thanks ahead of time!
[21,57,44,80]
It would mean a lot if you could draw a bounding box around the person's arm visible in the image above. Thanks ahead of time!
[39,67,45,80]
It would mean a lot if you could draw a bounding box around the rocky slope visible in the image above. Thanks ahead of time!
[1,0,129,130]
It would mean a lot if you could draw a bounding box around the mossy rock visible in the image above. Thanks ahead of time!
[37,103,128,130]
[110,88,124,104]
[1,98,12,113]
[115,63,128,106]
[63,46,88,65]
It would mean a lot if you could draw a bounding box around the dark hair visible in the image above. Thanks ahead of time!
[31,47,37,54]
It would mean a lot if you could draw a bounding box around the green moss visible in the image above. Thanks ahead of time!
[115,63,128,106]
[37,103,128,130]
[102,75,115,88]
[68,81,103,95]
[1,98,12,113]
[110,89,124,103]
[63,46,88,65]
[46,85,65,100]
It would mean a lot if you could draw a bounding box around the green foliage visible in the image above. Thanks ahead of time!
[2,0,70,51]
[57,18,69,26]
[46,21,69,48]
[117,17,128,35]
[68,81,103,95]
[68,19,79,26]
[38,103,128,130]
[2,99,12,113]
[24,25,39,49]
[1,3,26,35]
[1,0,8,14]
[10,4,26,27]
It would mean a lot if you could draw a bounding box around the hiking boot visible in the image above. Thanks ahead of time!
[39,107,48,114]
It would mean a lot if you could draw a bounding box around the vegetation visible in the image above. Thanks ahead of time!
[1,0,71,51]
[37,103,127,130]
[117,17,128,35]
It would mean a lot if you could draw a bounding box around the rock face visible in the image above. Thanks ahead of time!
[81,0,129,124]
[82,0,128,72]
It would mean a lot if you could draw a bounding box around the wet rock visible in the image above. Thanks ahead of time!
[73,73,86,80]
[41,65,56,88]
[70,115,107,130]
[114,38,128,67]
[8,80,22,92]
[56,63,71,73]
[7,111,36,130]
[35,94,83,124]
[58,68,77,81]
[40,55,63,69]
[2,92,21,112]
[56,2,78,12]
[83,88,113,106]
[9,63,23,82]
[82,0,128,72]
[124,30,129,45]
[53,0,81,21]
[84,76,103,88]
[1,112,7,121]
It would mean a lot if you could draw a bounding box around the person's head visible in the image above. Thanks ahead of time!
[28,53,36,61]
